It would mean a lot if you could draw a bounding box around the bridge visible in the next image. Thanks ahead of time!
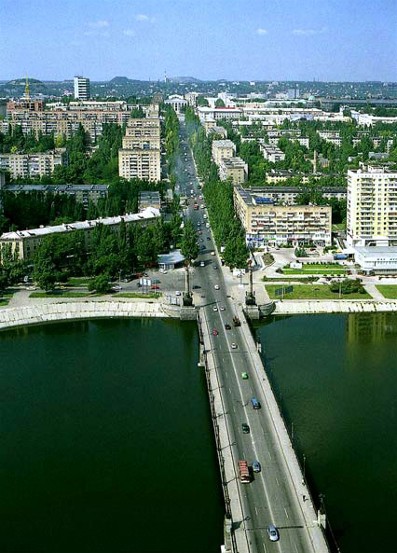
[178,119,331,553]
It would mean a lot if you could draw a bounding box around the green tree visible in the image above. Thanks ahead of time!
[180,220,199,262]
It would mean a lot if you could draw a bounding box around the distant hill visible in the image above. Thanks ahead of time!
[7,78,44,86]
[169,76,202,83]
[109,76,145,85]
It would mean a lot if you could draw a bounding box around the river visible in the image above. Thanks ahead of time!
[0,319,224,553]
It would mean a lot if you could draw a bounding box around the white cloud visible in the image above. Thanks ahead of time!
[256,28,268,35]
[123,29,136,37]
[89,20,110,28]
[292,27,326,36]
[136,14,149,21]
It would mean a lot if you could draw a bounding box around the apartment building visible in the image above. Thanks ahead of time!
[219,157,248,185]
[2,183,108,206]
[249,186,346,205]
[260,144,285,163]
[347,165,397,248]
[138,191,161,211]
[74,76,90,100]
[118,117,161,182]
[0,207,160,262]
[211,139,236,166]
[0,151,64,179]
[234,186,332,247]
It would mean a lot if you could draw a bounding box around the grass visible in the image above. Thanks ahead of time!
[30,290,94,298]
[265,284,371,300]
[117,292,161,299]
[0,290,15,307]
[375,285,397,299]
[282,263,347,275]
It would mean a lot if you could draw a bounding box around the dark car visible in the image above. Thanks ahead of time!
[225,323,231,330]
[242,423,250,434]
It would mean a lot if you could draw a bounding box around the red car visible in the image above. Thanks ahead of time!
[151,284,160,290]
[212,328,219,336]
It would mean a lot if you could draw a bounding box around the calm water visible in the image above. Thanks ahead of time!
[0,319,224,553]
[256,313,397,553]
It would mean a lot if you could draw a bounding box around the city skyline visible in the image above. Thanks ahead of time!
[1,0,396,83]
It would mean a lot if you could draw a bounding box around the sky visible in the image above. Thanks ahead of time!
[0,0,396,82]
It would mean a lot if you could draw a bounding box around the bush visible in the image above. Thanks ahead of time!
[329,278,364,295]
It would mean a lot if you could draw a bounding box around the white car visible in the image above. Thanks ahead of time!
[213,306,218,312]
[214,284,220,290]
[231,343,238,349]
[175,291,181,296]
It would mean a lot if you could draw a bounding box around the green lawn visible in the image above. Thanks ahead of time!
[265,284,370,300]
[282,263,347,275]
[375,285,397,299]
[30,290,94,298]
[0,291,15,307]
[117,292,161,299]
[66,277,93,286]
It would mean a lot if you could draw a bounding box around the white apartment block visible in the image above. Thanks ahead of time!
[74,76,90,100]
[347,165,397,248]
[0,207,160,262]
[260,144,285,163]
[0,151,64,179]
[234,186,332,247]
[211,139,236,166]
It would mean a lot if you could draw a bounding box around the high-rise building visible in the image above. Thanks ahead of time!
[347,165,397,248]
[118,117,161,182]
[74,76,90,100]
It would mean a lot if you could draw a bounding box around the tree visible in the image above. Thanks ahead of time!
[180,220,199,262]
[215,98,225,108]
[88,274,111,294]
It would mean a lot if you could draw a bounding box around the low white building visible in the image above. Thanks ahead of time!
[354,246,397,274]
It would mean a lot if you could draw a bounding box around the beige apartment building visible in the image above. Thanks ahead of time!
[0,151,64,179]
[234,186,332,247]
[219,157,248,185]
[347,165,397,248]
[211,139,236,166]
[0,207,160,262]
[118,117,161,182]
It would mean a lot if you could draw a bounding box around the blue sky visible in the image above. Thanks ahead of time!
[1,0,396,82]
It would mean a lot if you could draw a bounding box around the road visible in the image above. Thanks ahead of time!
[176,119,324,552]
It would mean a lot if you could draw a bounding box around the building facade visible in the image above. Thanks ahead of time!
[0,207,160,262]
[347,165,397,248]
[211,139,236,166]
[118,117,161,182]
[234,186,332,247]
[219,157,248,185]
[0,151,65,179]
[74,76,90,100]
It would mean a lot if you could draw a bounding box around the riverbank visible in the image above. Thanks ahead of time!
[0,299,168,330]
[273,299,397,315]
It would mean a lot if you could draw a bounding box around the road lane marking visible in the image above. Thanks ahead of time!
[284,507,289,519]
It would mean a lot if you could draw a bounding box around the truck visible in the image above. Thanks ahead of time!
[333,253,348,260]
[238,460,251,483]
[233,316,241,327]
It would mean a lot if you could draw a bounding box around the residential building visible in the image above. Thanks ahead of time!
[0,151,65,179]
[219,157,248,185]
[118,116,161,182]
[249,186,346,205]
[346,165,397,248]
[0,207,160,262]
[211,139,236,166]
[260,144,285,163]
[138,191,161,211]
[234,186,332,247]
[197,106,242,123]
[74,76,90,100]
[2,183,108,206]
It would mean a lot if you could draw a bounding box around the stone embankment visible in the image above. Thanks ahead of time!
[0,300,169,330]
[274,299,397,315]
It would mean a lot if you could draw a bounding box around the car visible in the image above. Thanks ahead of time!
[162,270,168,275]
[252,460,261,473]
[241,372,248,379]
[225,323,231,330]
[207,236,211,240]
[200,261,205,267]
[175,291,181,296]
[266,524,279,542]
[214,284,220,290]
[211,251,215,256]
[220,306,225,311]
[242,423,250,434]
[151,284,160,290]
[112,285,122,291]
[212,328,218,336]
[213,265,218,270]
[213,306,218,312]
[231,343,238,349]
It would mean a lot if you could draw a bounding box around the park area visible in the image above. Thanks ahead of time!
[281,263,347,275]
[376,285,397,299]
[265,283,371,300]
